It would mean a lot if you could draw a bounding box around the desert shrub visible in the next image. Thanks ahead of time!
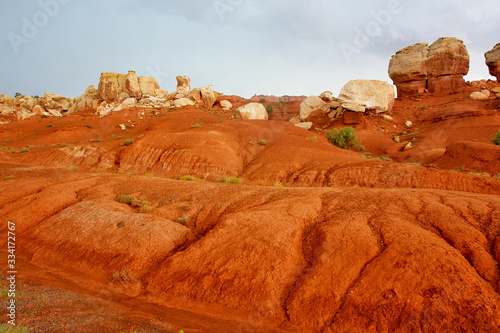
[3,176,14,180]
[191,123,202,128]
[14,92,21,98]
[68,166,78,170]
[266,104,274,117]
[122,139,134,146]
[179,175,195,181]
[492,130,500,145]
[19,148,29,153]
[258,140,267,146]
[116,195,137,205]
[325,127,362,150]
[217,177,243,184]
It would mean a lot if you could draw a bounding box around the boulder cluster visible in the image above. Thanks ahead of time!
[0,71,230,119]
[1,37,499,125]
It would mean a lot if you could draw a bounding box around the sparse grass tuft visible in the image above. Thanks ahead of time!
[69,166,78,170]
[218,177,243,184]
[190,123,202,128]
[258,139,267,146]
[0,325,31,332]
[122,139,134,146]
[3,176,14,180]
[19,148,29,153]
[306,137,317,142]
[373,156,393,162]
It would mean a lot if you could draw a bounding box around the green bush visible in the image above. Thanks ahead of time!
[217,177,243,184]
[266,104,274,117]
[325,127,362,150]
[492,130,500,145]
[122,139,134,146]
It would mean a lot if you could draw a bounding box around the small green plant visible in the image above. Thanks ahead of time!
[266,104,274,117]
[41,114,48,118]
[259,98,266,103]
[47,124,53,128]
[325,127,362,150]
[191,123,202,128]
[258,140,267,146]
[217,177,243,184]
[122,139,134,146]
[14,92,22,98]
[116,195,137,205]
[86,124,92,129]
[19,148,29,153]
[69,166,78,170]
[112,269,137,283]
[373,156,393,162]
[306,137,317,142]
[90,138,101,143]
[3,175,14,180]
[150,109,157,116]
[10,150,16,154]
[492,129,500,145]
[180,175,195,181]
[145,173,154,177]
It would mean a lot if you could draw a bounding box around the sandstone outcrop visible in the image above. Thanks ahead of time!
[98,71,159,102]
[68,85,102,114]
[299,96,330,121]
[41,92,72,114]
[0,94,14,115]
[220,100,232,111]
[176,75,191,98]
[234,103,268,120]
[389,37,469,97]
[338,80,395,113]
[470,90,491,100]
[294,122,313,130]
[485,43,500,81]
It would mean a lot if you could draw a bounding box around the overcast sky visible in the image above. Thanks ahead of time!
[1,0,499,99]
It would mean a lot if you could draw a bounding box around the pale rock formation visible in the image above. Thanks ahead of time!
[470,90,491,100]
[220,100,232,111]
[485,43,500,81]
[98,72,128,101]
[234,103,269,120]
[289,116,301,125]
[155,89,169,98]
[174,98,195,108]
[68,85,102,114]
[389,37,469,97]
[98,71,160,102]
[338,80,395,113]
[299,96,330,121]
[319,91,334,102]
[32,105,45,116]
[113,98,137,112]
[138,76,160,97]
[295,122,313,130]
[0,94,14,115]
[126,71,142,99]
[201,86,216,108]
[176,75,191,98]
[41,93,72,113]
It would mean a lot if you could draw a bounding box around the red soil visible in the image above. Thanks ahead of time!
[0,84,500,332]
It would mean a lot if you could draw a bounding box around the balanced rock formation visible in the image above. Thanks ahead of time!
[485,43,500,81]
[338,80,395,113]
[389,37,469,97]
[234,103,268,120]
[300,96,330,121]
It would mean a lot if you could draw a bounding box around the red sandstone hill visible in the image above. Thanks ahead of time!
[0,78,500,332]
